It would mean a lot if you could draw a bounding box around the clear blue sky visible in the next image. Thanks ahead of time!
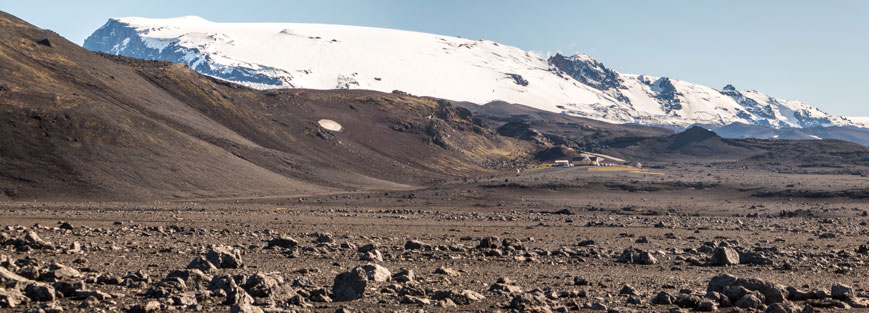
[4,0,868,116]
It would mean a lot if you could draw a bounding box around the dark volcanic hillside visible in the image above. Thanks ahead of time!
[0,11,530,200]
[599,126,869,175]
[455,101,673,153]
[713,122,869,146]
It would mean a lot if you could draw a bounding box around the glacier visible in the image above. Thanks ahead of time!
[84,16,865,129]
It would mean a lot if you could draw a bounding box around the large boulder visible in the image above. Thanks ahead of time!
[509,292,552,313]
[206,246,243,268]
[243,272,295,301]
[266,236,298,249]
[707,274,787,305]
[24,231,51,249]
[359,264,391,282]
[404,240,428,250]
[225,286,253,306]
[332,267,368,301]
[165,269,211,289]
[207,274,240,299]
[710,247,740,266]
[477,237,501,249]
[617,248,658,265]
[359,250,383,262]
[831,283,853,300]
[40,263,82,281]
[652,291,676,305]
[24,283,55,302]
[186,256,217,273]
[734,292,764,309]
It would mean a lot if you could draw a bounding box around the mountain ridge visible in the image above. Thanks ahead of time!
[83,16,865,131]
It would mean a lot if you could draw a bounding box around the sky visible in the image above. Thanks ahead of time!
[4,0,868,116]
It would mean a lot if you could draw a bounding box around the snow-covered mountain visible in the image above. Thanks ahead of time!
[851,117,869,125]
[84,16,864,129]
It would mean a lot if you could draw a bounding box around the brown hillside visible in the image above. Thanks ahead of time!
[0,11,530,201]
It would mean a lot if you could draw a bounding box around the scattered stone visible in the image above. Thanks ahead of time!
[707,274,787,305]
[432,289,485,305]
[766,302,803,313]
[739,251,774,265]
[75,289,112,301]
[490,277,523,294]
[710,247,740,266]
[735,293,764,309]
[477,237,501,249]
[404,240,428,250]
[266,236,298,249]
[172,292,197,306]
[359,264,391,282]
[696,299,717,311]
[129,301,162,313]
[809,298,851,309]
[0,267,33,286]
[24,283,55,302]
[96,273,122,285]
[509,293,551,312]
[400,295,431,305]
[574,277,589,286]
[67,241,82,253]
[231,303,264,313]
[434,266,459,276]
[831,283,853,300]
[244,272,293,300]
[41,263,82,281]
[359,250,383,262]
[0,289,26,308]
[617,248,658,265]
[315,233,334,243]
[577,240,596,247]
[393,269,415,283]
[187,256,217,272]
[652,291,676,305]
[357,243,379,253]
[24,230,51,248]
[619,284,637,296]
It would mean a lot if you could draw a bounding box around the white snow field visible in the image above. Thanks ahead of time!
[84,16,860,129]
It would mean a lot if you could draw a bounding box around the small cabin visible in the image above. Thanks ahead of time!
[554,160,571,168]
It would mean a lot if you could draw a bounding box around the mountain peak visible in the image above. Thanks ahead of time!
[114,15,210,25]
[548,52,622,91]
[562,53,594,62]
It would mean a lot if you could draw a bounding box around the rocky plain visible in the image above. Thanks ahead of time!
[1,164,868,313]
[2,7,869,313]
